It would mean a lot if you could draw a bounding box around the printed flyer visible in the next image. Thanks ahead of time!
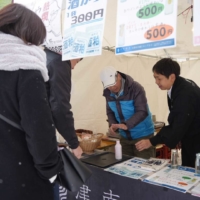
[140,157,169,171]
[105,157,153,180]
[33,0,63,52]
[190,182,200,197]
[115,0,178,55]
[144,165,200,193]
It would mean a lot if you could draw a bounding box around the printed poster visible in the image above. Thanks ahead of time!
[62,0,107,60]
[13,0,36,10]
[115,0,178,55]
[193,0,200,46]
[144,165,200,193]
[33,0,63,52]
[0,0,13,9]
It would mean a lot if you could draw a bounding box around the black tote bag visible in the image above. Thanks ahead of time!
[57,148,92,192]
[0,114,92,192]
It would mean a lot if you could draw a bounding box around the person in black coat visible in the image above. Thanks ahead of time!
[136,58,200,168]
[0,4,63,200]
[44,49,83,199]
[44,49,83,158]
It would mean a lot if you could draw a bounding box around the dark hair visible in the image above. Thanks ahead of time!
[0,3,46,45]
[152,58,180,78]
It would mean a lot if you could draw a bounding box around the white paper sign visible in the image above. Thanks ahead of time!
[115,0,177,55]
[33,0,63,49]
[62,0,107,60]
[193,0,200,46]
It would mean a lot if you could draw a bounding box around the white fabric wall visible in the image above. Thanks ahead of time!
[70,51,200,135]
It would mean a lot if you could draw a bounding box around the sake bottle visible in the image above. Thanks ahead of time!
[115,140,122,160]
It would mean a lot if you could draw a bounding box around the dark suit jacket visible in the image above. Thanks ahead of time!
[150,76,200,167]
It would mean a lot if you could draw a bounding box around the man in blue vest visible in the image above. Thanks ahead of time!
[100,66,155,158]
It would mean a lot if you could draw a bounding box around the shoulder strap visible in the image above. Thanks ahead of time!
[0,114,23,131]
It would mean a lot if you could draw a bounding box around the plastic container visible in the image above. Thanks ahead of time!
[195,153,200,174]
[171,149,178,168]
[115,140,122,160]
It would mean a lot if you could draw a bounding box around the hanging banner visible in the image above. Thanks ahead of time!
[193,0,200,46]
[0,0,13,9]
[33,0,63,53]
[13,0,36,10]
[62,0,107,61]
[115,0,177,55]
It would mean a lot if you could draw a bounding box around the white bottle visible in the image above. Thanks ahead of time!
[115,140,122,160]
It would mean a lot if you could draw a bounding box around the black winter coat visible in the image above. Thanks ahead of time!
[150,76,200,167]
[0,70,63,200]
[45,49,79,149]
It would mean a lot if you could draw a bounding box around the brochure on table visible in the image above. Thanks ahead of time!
[140,157,170,171]
[115,0,177,55]
[105,157,154,180]
[143,165,200,193]
[190,182,200,197]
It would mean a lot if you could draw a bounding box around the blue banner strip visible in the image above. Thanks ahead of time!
[115,39,175,54]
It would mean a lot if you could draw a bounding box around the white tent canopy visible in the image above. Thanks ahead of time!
[13,0,200,136]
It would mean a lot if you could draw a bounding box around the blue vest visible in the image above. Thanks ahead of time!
[108,100,154,139]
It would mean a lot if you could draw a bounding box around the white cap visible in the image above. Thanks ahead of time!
[100,66,117,89]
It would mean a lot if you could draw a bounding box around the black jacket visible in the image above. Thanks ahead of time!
[0,70,63,200]
[45,49,79,149]
[150,76,200,167]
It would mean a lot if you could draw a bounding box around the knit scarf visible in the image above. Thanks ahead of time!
[0,32,49,82]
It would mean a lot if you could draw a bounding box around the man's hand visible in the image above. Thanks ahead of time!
[135,139,152,151]
[109,124,118,134]
[109,123,128,135]
[112,123,128,130]
[72,146,83,159]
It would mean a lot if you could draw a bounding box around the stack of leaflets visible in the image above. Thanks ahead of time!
[191,182,200,197]
[140,157,170,171]
[105,157,153,180]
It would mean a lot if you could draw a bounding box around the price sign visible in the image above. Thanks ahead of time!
[62,0,107,60]
[115,0,177,55]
